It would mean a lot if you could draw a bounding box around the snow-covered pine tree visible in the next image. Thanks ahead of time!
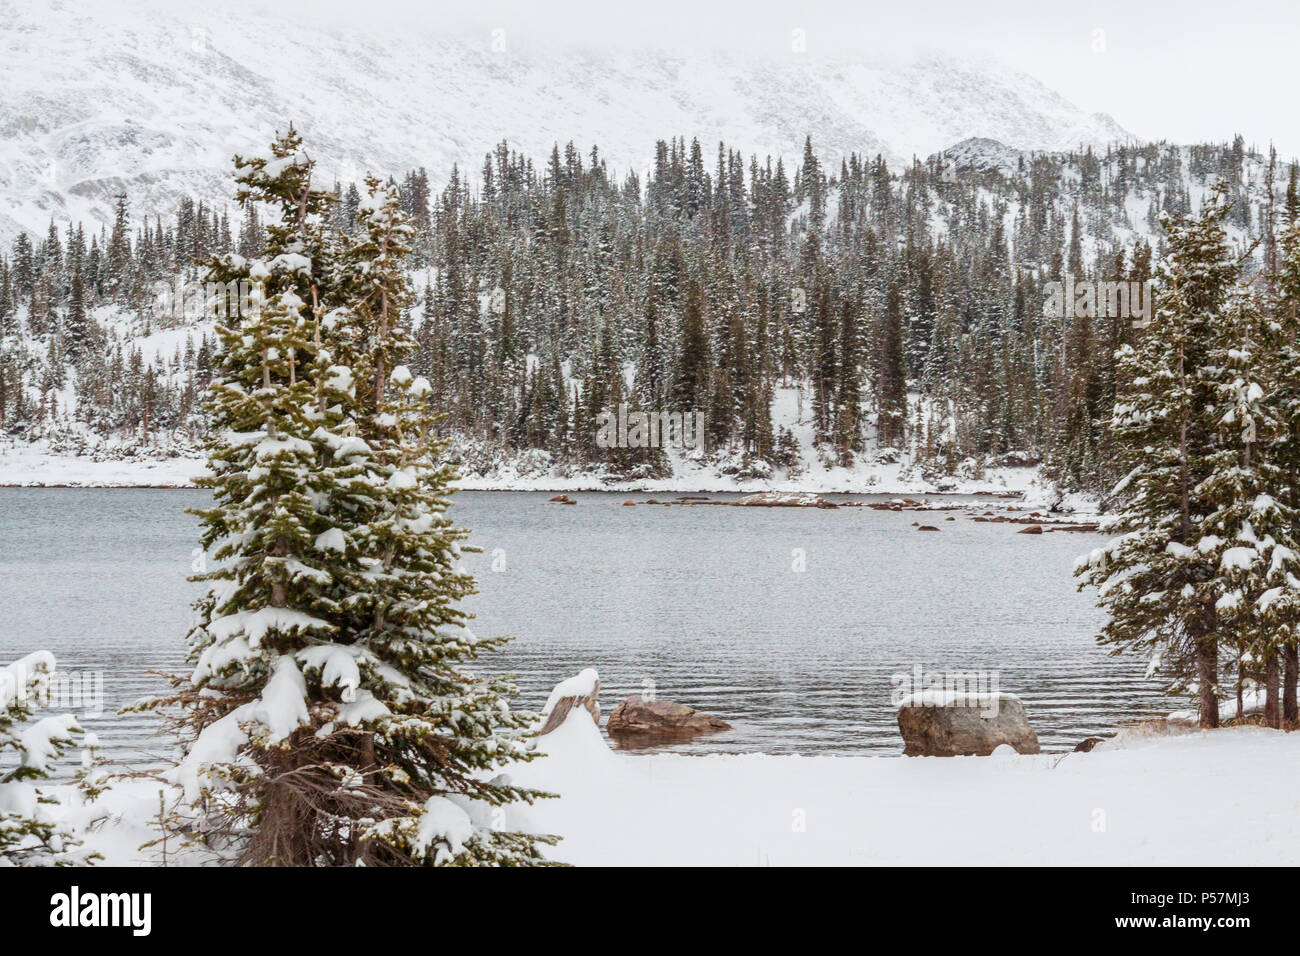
[162,155,555,866]
[1076,182,1240,727]
[0,652,98,865]
[1196,284,1300,727]
[876,283,908,448]
[152,131,363,855]
[1264,168,1300,721]
[171,132,342,859]
[324,176,556,864]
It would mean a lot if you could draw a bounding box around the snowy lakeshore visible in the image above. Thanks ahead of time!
[510,716,1300,866]
[0,375,1054,496]
[52,713,1300,866]
[0,442,1050,498]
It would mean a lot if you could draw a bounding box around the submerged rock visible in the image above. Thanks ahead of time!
[897,692,1040,756]
[1018,524,1043,534]
[606,695,731,740]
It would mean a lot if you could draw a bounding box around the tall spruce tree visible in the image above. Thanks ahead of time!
[158,143,555,866]
[876,283,908,447]
[1077,183,1240,727]
[1266,168,1300,721]
[1197,285,1300,726]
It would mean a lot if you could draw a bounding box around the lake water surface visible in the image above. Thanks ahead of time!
[0,488,1170,767]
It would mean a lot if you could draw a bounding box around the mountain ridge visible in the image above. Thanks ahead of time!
[0,0,1134,243]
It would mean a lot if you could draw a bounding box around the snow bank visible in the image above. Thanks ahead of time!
[0,443,207,487]
[42,780,206,866]
[522,703,624,793]
[507,725,1300,866]
[44,721,1300,866]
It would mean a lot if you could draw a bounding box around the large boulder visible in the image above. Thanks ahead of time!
[897,692,1040,756]
[537,668,601,736]
[606,695,730,740]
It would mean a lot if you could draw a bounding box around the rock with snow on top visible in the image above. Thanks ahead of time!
[897,691,1040,756]
[537,667,601,736]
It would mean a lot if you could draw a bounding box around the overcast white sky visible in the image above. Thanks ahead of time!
[227,0,1300,156]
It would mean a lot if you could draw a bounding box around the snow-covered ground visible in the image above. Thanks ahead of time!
[59,713,1299,866]
[0,382,1061,499]
[0,440,1047,496]
[43,781,204,867]
[454,461,1043,496]
[0,442,206,488]
[504,711,1299,866]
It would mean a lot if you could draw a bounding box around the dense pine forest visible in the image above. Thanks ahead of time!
[0,133,1282,495]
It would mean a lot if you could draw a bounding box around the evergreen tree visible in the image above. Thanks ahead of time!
[1196,286,1300,727]
[875,284,908,447]
[65,255,89,361]
[107,193,132,303]
[1266,169,1300,721]
[1077,183,1240,727]
[833,296,862,464]
[155,144,556,866]
[673,281,709,412]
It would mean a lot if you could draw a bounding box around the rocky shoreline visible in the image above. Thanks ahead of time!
[536,668,1121,758]
[540,490,1100,531]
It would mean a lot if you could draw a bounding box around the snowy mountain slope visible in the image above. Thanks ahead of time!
[0,0,1134,243]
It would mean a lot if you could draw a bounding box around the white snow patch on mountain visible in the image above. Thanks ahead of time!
[0,0,1134,243]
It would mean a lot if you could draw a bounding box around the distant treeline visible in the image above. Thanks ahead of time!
[0,132,1278,492]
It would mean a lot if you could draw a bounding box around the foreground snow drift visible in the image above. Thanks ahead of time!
[510,715,1300,866]
[46,710,1296,866]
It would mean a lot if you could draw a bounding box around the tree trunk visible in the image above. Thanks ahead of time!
[1196,634,1220,729]
[1266,652,1281,729]
[1237,652,1244,724]
[1284,644,1298,727]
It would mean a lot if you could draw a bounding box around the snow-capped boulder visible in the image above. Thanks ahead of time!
[537,668,601,736]
[896,692,1040,756]
[606,695,731,742]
